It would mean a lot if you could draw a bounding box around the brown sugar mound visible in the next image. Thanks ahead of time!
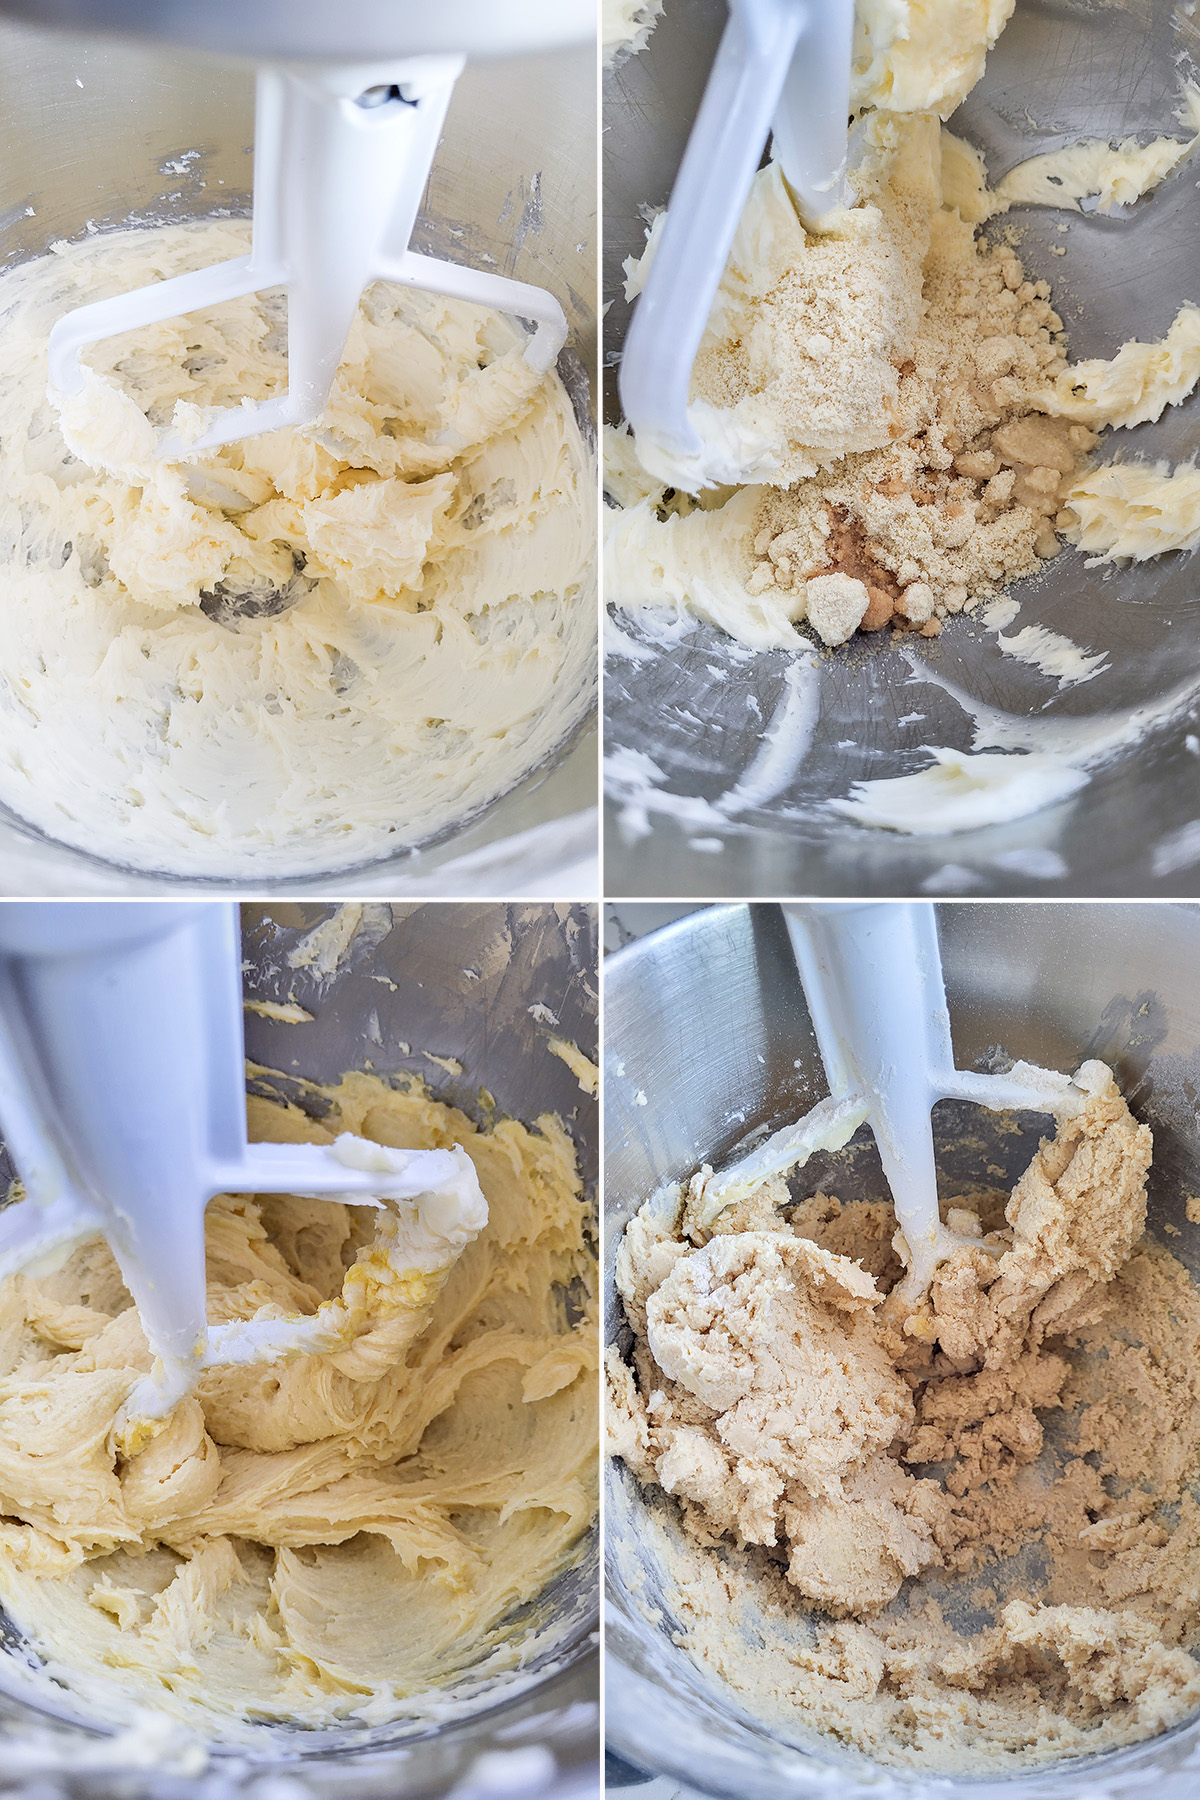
[815,509,900,630]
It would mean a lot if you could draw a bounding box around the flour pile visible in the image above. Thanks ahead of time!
[0,221,593,876]
[0,1072,597,1737]
[607,0,1200,651]
[608,1064,1200,1771]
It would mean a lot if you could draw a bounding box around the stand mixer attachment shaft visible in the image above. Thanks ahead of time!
[48,57,569,465]
[695,902,1089,1308]
[618,0,855,484]
[0,902,487,1427]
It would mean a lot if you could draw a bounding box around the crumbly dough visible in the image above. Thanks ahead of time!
[607,2,1200,649]
[0,1072,597,1739]
[607,1066,1200,1771]
[0,221,593,877]
[607,123,1101,643]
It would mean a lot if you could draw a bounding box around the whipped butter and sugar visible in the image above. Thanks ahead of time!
[607,0,1200,654]
[0,1071,597,1737]
[190,1132,489,1386]
[0,220,592,876]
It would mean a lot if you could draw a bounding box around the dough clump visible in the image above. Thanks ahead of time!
[608,1065,1200,1771]
[803,573,870,646]
[0,1072,597,1738]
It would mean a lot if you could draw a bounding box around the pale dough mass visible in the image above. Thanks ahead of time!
[0,1073,597,1736]
[608,1065,1200,1771]
[0,221,593,877]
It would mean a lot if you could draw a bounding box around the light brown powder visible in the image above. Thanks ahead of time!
[746,213,1098,634]
[691,142,934,465]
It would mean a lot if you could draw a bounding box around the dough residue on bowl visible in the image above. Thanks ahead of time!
[603,0,664,66]
[607,1063,1200,1772]
[0,1070,597,1740]
[0,221,594,877]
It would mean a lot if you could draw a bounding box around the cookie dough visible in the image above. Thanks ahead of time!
[607,1065,1200,1771]
[0,1070,597,1739]
[0,221,593,877]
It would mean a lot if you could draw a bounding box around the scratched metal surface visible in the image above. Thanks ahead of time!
[604,0,1200,898]
[604,900,1200,1796]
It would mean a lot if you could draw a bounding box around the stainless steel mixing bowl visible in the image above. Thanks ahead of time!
[0,900,599,1799]
[0,0,594,59]
[0,22,597,898]
[604,0,1200,897]
[605,901,1200,1797]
